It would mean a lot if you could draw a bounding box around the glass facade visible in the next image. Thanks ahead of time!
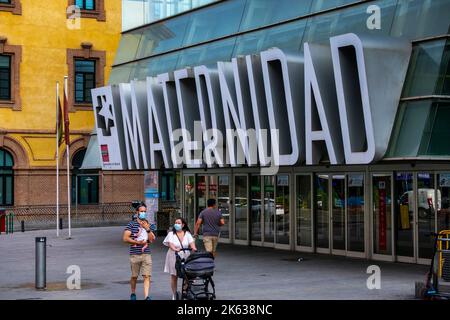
[122,0,217,31]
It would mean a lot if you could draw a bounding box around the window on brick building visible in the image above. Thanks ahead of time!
[74,59,96,104]
[0,55,11,101]
[75,0,95,10]
[0,148,14,206]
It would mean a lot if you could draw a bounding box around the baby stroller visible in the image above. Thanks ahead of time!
[175,248,216,300]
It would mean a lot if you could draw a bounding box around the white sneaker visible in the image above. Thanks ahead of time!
[172,294,175,300]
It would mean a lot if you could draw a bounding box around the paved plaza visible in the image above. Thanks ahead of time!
[0,226,428,300]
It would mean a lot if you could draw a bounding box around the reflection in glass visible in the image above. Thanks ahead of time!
[394,172,414,257]
[387,101,432,157]
[388,101,450,158]
[136,16,190,59]
[402,40,447,98]
[276,175,290,245]
[218,175,230,239]
[122,0,217,31]
[302,0,396,45]
[332,175,345,251]
[239,0,312,31]
[113,31,143,65]
[296,175,312,247]
[208,175,217,201]
[177,38,236,69]
[347,174,365,252]
[250,175,262,242]
[264,176,275,243]
[315,174,329,249]
[196,175,207,223]
[234,175,248,240]
[184,176,195,229]
[438,173,450,232]
[233,20,306,57]
[417,172,436,259]
[182,0,245,46]
[311,0,359,12]
[373,175,392,255]
[391,0,450,40]
[108,64,133,85]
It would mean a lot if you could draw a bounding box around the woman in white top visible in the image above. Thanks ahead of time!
[163,217,197,299]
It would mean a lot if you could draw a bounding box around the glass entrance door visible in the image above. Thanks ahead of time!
[315,174,330,252]
[250,175,262,244]
[234,175,248,244]
[196,175,207,219]
[331,175,346,253]
[438,173,450,232]
[417,173,436,261]
[347,173,365,254]
[263,175,275,246]
[394,172,415,261]
[217,175,230,242]
[276,174,290,247]
[184,175,195,229]
[296,174,312,250]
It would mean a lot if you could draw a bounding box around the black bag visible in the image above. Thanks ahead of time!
[175,232,187,278]
[175,253,185,278]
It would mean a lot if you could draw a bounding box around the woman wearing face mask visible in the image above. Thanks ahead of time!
[163,217,197,299]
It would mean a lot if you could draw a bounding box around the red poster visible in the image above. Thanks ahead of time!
[379,188,387,251]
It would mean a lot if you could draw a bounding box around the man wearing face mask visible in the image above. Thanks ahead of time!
[123,202,155,300]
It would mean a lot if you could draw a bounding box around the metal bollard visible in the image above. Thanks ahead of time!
[35,237,46,290]
[21,220,25,233]
[59,218,63,230]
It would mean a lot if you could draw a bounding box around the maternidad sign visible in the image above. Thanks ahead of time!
[92,33,411,173]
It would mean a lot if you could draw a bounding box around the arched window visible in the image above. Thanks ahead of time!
[0,148,14,205]
[71,148,99,204]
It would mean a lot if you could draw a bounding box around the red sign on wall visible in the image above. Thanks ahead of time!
[379,188,387,251]
[100,144,110,163]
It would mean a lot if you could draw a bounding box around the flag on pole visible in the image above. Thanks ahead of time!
[57,98,64,147]
[63,83,70,146]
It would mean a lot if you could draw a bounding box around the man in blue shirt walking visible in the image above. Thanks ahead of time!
[123,203,155,300]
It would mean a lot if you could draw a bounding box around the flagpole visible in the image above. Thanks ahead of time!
[64,76,71,238]
[56,81,60,237]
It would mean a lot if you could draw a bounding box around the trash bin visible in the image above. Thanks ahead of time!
[0,208,5,233]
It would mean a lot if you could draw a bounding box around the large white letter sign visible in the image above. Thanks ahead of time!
[194,65,225,167]
[246,54,272,167]
[331,33,411,164]
[157,72,182,168]
[146,77,171,169]
[119,82,150,170]
[92,33,412,170]
[218,58,255,167]
[261,48,304,166]
[304,42,343,165]
[174,68,202,168]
